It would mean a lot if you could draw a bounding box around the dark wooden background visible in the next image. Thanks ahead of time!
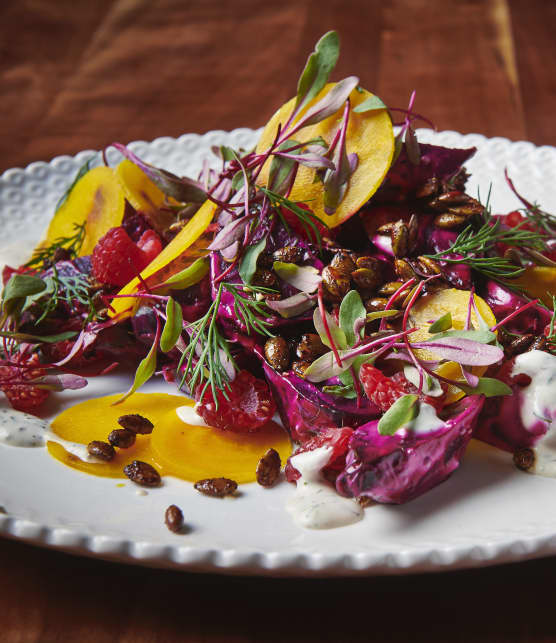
[2,0,556,641]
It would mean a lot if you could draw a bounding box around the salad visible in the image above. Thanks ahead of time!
[1,31,555,530]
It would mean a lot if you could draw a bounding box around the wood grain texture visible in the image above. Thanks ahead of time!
[1,1,556,641]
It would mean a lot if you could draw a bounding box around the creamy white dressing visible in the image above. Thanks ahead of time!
[286,446,363,529]
[176,404,209,427]
[401,401,445,436]
[0,407,102,463]
[513,350,556,478]
[512,350,556,432]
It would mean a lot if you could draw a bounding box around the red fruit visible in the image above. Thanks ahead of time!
[195,370,276,432]
[280,204,329,245]
[91,227,152,287]
[136,229,163,264]
[285,426,354,483]
[360,365,445,412]
[360,364,414,412]
[0,354,49,414]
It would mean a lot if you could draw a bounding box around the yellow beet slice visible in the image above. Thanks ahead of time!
[150,401,292,484]
[41,166,126,257]
[109,198,217,318]
[256,84,394,228]
[115,159,167,213]
[510,266,556,308]
[408,288,497,404]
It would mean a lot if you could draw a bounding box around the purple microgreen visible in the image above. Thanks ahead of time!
[428,312,452,334]
[303,349,357,382]
[404,124,421,165]
[268,139,302,195]
[274,149,335,170]
[37,374,88,392]
[231,171,246,191]
[220,240,240,263]
[352,94,387,114]
[348,152,359,173]
[490,298,540,332]
[403,366,444,397]
[265,292,317,318]
[413,337,503,366]
[504,168,535,210]
[208,214,252,251]
[113,317,161,405]
[385,351,442,369]
[460,365,480,388]
[379,278,416,331]
[322,384,357,399]
[110,143,206,203]
[313,305,347,352]
[323,100,353,215]
[155,257,209,291]
[273,261,322,293]
[294,31,340,115]
[339,290,366,346]
[238,236,267,285]
[377,394,419,436]
[160,297,183,353]
[287,76,359,136]
[317,283,343,367]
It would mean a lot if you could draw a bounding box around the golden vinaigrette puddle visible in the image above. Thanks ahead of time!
[47,393,292,484]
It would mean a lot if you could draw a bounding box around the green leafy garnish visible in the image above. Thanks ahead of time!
[428,312,453,333]
[295,31,340,112]
[239,237,267,286]
[353,95,387,113]
[25,222,86,270]
[339,290,366,346]
[158,257,210,290]
[378,394,419,436]
[456,377,513,398]
[160,297,183,353]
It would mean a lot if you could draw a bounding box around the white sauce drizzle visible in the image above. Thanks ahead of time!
[403,366,444,397]
[401,401,445,436]
[176,404,209,427]
[0,407,102,463]
[286,446,363,529]
[512,350,556,477]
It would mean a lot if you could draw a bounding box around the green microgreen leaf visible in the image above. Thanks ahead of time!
[366,309,401,322]
[313,307,347,350]
[339,290,366,346]
[113,324,160,405]
[159,257,210,290]
[322,384,357,399]
[456,377,513,398]
[353,95,387,113]
[428,312,453,334]
[377,394,419,436]
[231,171,246,191]
[160,297,183,353]
[2,274,47,304]
[295,31,340,113]
[273,261,321,293]
[0,330,78,344]
[239,237,267,285]
[424,329,496,344]
[213,145,237,162]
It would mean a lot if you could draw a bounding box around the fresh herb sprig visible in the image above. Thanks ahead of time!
[424,218,547,279]
[178,282,274,403]
[30,267,96,324]
[25,222,86,270]
[260,187,327,248]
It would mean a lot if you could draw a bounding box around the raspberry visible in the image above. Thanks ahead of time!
[195,370,276,432]
[0,354,49,414]
[360,365,445,412]
[91,227,158,287]
[136,229,163,264]
[360,365,414,412]
[285,427,354,483]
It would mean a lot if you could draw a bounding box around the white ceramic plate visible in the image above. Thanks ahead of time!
[1,129,556,577]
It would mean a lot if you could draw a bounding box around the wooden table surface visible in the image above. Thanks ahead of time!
[1,1,556,641]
